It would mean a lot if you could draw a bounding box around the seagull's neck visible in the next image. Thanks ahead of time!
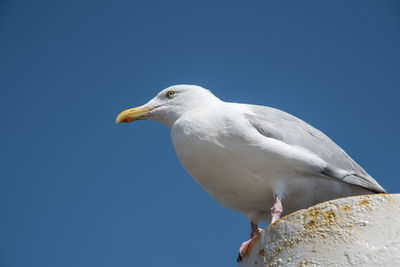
[158,95,223,128]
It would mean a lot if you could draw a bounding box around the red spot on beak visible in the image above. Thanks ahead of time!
[122,117,133,122]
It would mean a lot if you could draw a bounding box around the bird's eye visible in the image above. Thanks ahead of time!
[166,90,176,98]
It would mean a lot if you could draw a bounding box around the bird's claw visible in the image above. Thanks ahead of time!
[237,253,242,262]
[237,232,261,262]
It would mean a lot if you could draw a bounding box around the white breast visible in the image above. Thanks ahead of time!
[170,108,277,218]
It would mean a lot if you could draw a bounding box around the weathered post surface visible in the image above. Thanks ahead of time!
[239,194,400,267]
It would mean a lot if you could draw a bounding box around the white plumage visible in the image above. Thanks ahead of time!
[116,84,385,259]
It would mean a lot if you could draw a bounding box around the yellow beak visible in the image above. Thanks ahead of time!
[115,106,155,124]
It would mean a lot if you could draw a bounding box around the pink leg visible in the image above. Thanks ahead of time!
[237,222,263,262]
[271,195,283,224]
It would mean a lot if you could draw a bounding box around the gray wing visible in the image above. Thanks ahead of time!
[243,104,385,193]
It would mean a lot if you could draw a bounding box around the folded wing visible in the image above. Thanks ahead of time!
[244,104,385,193]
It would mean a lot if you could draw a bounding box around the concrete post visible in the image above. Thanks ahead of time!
[239,194,400,267]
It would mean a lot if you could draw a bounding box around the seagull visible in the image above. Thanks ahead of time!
[116,85,385,261]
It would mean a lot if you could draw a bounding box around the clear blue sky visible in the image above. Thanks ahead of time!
[1,1,399,266]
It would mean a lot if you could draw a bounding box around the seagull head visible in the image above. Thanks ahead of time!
[116,85,220,127]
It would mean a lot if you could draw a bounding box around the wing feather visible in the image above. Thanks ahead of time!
[243,104,385,193]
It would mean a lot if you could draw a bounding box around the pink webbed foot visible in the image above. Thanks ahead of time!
[237,223,262,262]
[237,196,283,262]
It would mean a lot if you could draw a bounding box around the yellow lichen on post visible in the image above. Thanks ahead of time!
[239,194,400,267]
